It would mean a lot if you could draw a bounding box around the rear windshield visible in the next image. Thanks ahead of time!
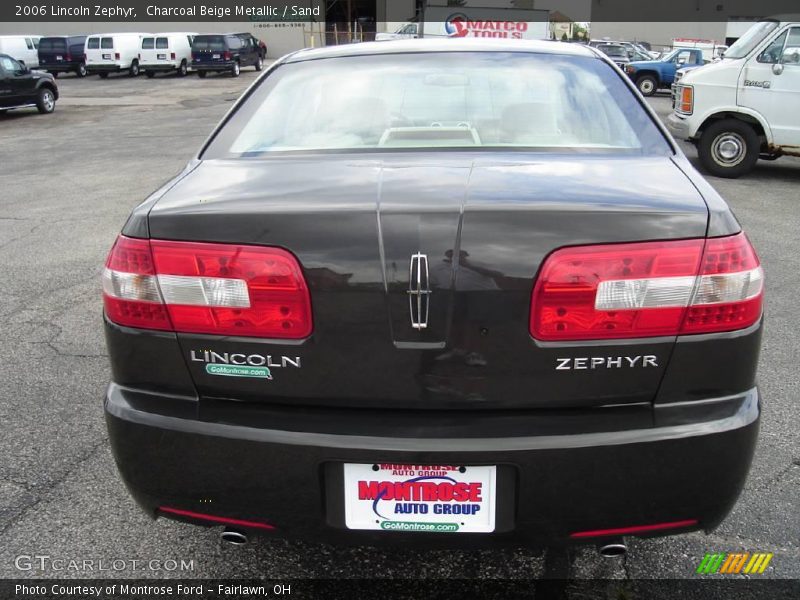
[87,38,99,49]
[156,37,169,49]
[38,38,67,52]
[101,38,113,49]
[193,35,225,51]
[598,45,627,58]
[204,52,670,157]
[142,37,154,49]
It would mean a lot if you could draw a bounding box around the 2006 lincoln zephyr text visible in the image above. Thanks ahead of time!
[102,39,764,550]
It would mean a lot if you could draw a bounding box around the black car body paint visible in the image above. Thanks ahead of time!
[103,39,762,546]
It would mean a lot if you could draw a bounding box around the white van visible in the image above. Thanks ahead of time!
[375,23,419,42]
[668,16,800,177]
[140,32,197,77]
[85,33,150,78]
[0,36,41,67]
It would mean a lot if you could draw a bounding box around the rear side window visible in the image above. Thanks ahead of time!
[101,38,113,49]
[156,38,169,49]
[25,38,34,50]
[0,56,19,72]
[87,38,99,49]
[205,52,671,157]
[228,36,242,49]
[142,37,154,50]
[192,36,225,51]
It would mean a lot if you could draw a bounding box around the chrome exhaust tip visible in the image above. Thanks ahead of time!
[221,529,248,546]
[597,540,627,558]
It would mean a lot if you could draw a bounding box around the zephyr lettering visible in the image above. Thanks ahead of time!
[556,356,659,370]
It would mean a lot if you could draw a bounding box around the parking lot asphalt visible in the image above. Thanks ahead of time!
[0,71,798,584]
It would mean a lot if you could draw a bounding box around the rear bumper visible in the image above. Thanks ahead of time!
[105,383,759,548]
[142,63,180,72]
[86,64,125,73]
[39,63,80,72]
[192,61,235,72]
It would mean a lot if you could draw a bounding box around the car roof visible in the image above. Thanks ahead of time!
[87,33,152,37]
[285,38,598,63]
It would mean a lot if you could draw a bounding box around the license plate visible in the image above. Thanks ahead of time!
[56,55,63,61]
[158,54,166,60]
[102,53,111,60]
[212,53,220,59]
[343,464,496,533]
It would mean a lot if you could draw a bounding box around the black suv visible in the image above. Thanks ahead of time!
[0,54,58,114]
[191,33,263,78]
[38,36,88,78]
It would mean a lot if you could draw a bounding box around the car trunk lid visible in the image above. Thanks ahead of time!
[147,154,709,410]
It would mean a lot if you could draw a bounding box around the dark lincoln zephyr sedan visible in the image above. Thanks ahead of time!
[102,39,763,551]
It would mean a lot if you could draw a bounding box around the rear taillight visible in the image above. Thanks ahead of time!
[103,236,312,339]
[191,52,197,60]
[115,52,120,60]
[65,53,72,61]
[170,52,176,60]
[530,233,763,341]
[223,51,232,61]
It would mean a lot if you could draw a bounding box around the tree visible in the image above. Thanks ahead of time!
[561,32,568,42]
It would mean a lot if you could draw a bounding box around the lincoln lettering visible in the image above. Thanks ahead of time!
[556,356,659,370]
[190,350,301,369]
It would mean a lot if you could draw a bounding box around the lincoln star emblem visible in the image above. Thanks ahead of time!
[408,253,431,330]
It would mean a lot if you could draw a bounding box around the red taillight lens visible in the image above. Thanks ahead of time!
[530,233,763,341]
[103,236,313,339]
[682,234,763,334]
[65,53,72,61]
[223,51,232,61]
[170,52,176,60]
[115,52,120,60]
[102,236,172,331]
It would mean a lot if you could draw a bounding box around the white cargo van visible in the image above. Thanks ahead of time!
[672,38,728,62]
[668,17,800,177]
[0,36,41,67]
[85,33,150,78]
[140,33,197,77]
[375,23,420,42]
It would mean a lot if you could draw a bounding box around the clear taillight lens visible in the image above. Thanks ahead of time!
[103,236,313,339]
[530,233,763,341]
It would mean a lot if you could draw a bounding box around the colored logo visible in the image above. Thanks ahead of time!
[206,364,272,379]
[444,13,469,37]
[443,13,530,39]
[696,552,773,574]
